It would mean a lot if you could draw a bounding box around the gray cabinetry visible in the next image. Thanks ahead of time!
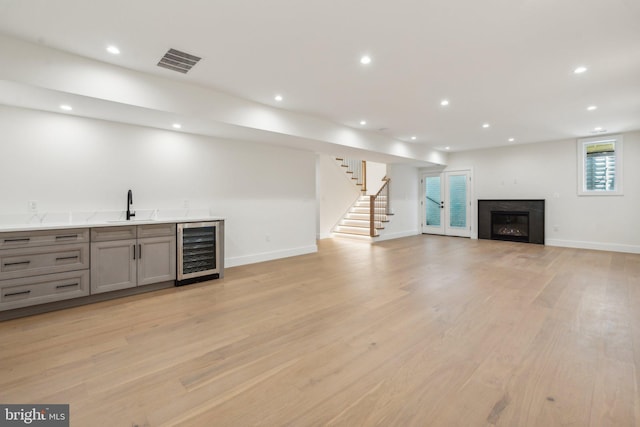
[0,270,90,311]
[0,220,213,319]
[0,228,90,311]
[0,229,89,249]
[138,235,176,286]
[91,224,176,294]
[91,237,137,294]
[0,243,89,281]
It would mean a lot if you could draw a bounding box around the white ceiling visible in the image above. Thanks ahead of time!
[0,0,639,153]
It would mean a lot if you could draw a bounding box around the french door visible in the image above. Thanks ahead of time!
[422,170,471,237]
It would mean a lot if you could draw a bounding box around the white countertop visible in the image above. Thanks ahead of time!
[0,210,224,233]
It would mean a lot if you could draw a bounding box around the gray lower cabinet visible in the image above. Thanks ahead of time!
[0,270,90,311]
[0,228,90,311]
[0,243,90,281]
[138,236,176,286]
[90,238,137,293]
[0,223,181,314]
[91,225,176,294]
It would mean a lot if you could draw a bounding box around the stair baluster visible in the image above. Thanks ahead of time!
[336,157,367,192]
[369,178,390,237]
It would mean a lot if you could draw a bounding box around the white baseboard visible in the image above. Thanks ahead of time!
[546,239,640,254]
[225,245,318,268]
[376,229,420,242]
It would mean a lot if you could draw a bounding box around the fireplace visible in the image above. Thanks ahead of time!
[478,200,544,244]
[491,211,529,242]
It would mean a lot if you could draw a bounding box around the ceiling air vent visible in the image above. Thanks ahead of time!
[157,48,201,74]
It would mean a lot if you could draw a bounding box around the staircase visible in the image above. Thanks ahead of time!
[333,194,390,238]
[331,156,392,239]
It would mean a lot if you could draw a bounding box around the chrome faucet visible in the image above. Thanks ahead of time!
[126,189,135,220]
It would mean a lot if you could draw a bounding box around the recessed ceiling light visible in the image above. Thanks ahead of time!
[593,126,603,131]
[172,123,182,129]
[482,123,490,128]
[59,105,72,111]
[411,136,417,140]
[508,138,515,142]
[574,66,587,74]
[445,146,451,150]
[587,105,598,111]
[106,45,120,55]
[360,55,372,65]
[274,94,283,102]
[360,120,367,125]
[440,99,450,106]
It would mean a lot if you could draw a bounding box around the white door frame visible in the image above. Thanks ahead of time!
[421,168,473,237]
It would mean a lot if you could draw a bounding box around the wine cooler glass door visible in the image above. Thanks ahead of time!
[178,222,220,280]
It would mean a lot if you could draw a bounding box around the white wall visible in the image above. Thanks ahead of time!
[365,161,387,195]
[0,105,318,266]
[377,163,421,241]
[446,132,640,253]
[316,154,361,238]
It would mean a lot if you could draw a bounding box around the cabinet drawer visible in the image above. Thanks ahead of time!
[91,226,136,242]
[0,270,90,311]
[138,223,176,238]
[0,243,89,280]
[0,228,89,249]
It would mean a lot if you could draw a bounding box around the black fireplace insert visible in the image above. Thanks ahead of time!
[491,211,529,242]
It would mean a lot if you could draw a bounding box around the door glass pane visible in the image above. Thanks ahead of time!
[425,176,441,226]
[449,175,467,228]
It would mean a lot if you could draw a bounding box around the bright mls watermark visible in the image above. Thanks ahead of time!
[1,405,69,426]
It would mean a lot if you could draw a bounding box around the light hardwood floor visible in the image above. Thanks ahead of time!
[1,235,639,426]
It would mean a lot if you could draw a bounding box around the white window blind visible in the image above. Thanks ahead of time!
[577,135,623,196]
[585,149,615,191]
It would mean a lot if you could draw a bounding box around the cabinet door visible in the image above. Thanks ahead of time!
[138,236,176,286]
[91,239,137,294]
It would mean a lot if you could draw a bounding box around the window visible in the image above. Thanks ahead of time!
[577,135,623,196]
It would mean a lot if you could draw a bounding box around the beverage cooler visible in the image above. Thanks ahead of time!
[176,221,223,286]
